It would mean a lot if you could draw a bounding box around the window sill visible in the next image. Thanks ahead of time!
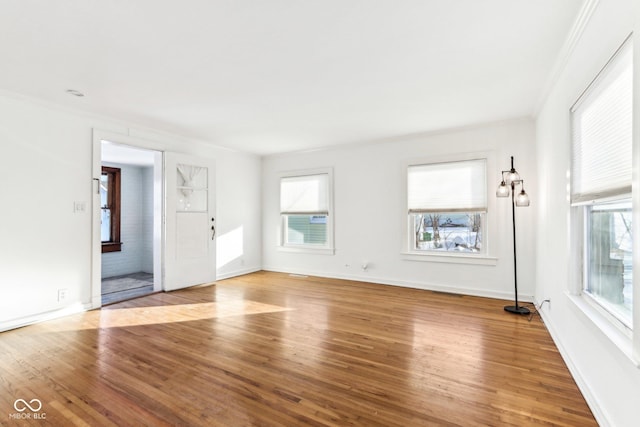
[278,245,335,255]
[102,242,122,253]
[566,292,638,367]
[401,251,497,266]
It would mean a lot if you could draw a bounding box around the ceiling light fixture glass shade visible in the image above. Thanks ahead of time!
[496,181,510,197]
[515,189,530,207]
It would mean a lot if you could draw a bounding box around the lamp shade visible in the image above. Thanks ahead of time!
[496,181,510,197]
[507,170,520,184]
[515,189,530,207]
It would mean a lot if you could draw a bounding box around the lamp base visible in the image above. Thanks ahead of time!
[504,305,530,315]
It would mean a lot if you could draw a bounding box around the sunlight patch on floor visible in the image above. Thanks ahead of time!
[37,301,293,331]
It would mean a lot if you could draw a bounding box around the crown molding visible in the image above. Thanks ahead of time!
[533,0,600,116]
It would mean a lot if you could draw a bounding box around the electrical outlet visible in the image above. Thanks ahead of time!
[58,289,68,302]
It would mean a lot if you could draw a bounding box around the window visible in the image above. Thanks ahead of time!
[585,201,632,325]
[280,170,333,253]
[571,36,633,328]
[407,159,487,253]
[101,166,122,253]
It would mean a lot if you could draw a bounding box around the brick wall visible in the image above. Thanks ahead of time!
[102,163,154,278]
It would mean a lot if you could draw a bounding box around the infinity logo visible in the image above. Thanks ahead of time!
[14,399,42,412]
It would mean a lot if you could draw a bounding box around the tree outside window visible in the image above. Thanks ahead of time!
[408,158,487,254]
[413,213,483,252]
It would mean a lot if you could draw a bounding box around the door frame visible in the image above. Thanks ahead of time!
[91,130,165,309]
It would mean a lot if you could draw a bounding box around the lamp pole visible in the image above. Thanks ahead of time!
[497,156,530,315]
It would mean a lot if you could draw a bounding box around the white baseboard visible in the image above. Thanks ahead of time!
[0,268,262,332]
[261,266,533,302]
[0,302,91,333]
[537,304,610,427]
[216,267,262,281]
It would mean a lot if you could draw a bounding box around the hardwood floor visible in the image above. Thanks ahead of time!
[0,272,595,426]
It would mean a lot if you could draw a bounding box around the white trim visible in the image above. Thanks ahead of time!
[263,118,533,160]
[278,167,335,253]
[572,292,634,344]
[401,151,497,259]
[632,32,640,362]
[539,299,615,427]
[94,129,171,153]
[569,32,633,113]
[401,252,498,266]
[569,180,637,363]
[0,88,243,155]
[570,192,633,207]
[568,207,585,296]
[215,267,262,281]
[0,303,90,333]
[534,0,601,116]
[278,245,335,255]
[262,266,531,302]
[91,134,102,310]
[92,129,166,308]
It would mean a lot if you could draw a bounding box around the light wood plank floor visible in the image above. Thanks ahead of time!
[0,271,595,426]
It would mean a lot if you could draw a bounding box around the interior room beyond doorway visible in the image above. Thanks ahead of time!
[100,141,162,305]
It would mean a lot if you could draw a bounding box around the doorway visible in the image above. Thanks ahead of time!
[90,131,218,309]
[99,141,163,305]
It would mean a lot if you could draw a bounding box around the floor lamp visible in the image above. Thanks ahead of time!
[496,156,530,315]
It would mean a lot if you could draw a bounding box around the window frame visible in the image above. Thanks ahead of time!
[402,152,497,265]
[101,166,122,253]
[568,33,638,363]
[583,199,633,329]
[278,167,335,255]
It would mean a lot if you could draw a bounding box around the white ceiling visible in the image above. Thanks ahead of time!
[0,0,585,156]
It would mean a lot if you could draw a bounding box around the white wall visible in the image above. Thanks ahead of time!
[215,150,262,280]
[535,1,640,426]
[263,118,537,300]
[0,92,262,330]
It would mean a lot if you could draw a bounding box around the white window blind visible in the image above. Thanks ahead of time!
[571,38,633,205]
[408,159,487,213]
[280,174,329,215]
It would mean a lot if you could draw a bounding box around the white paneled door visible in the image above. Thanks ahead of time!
[164,153,216,291]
